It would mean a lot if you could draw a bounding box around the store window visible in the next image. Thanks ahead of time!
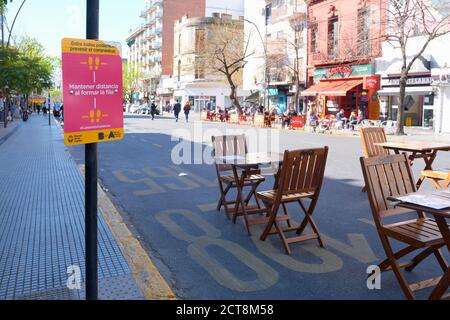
[423,94,434,128]
[357,7,371,57]
[328,16,339,60]
[310,23,318,53]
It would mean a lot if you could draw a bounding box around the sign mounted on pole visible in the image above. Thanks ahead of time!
[62,38,123,146]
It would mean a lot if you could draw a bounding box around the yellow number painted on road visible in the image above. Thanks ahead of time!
[112,169,165,196]
[155,209,278,292]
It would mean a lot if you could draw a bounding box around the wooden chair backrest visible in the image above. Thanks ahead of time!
[212,134,247,171]
[360,127,389,158]
[277,147,329,196]
[360,154,420,224]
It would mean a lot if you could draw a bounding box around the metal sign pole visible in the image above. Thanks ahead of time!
[85,0,99,301]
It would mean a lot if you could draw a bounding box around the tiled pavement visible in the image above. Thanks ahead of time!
[0,115,144,300]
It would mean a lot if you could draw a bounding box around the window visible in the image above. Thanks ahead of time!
[357,7,371,57]
[178,34,182,54]
[195,59,204,79]
[177,60,181,82]
[277,31,284,39]
[327,16,339,60]
[265,4,272,25]
[311,22,318,53]
[195,29,205,52]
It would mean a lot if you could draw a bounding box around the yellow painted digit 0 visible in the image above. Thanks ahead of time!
[155,209,278,292]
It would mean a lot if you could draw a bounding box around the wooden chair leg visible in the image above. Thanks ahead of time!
[378,245,417,272]
[281,203,292,228]
[217,182,232,211]
[405,245,441,272]
[296,199,324,247]
[380,235,415,300]
[273,219,291,255]
[433,248,449,272]
[260,203,281,241]
[429,266,450,300]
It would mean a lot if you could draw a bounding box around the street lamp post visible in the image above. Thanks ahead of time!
[243,18,269,110]
[85,0,99,301]
[47,91,51,126]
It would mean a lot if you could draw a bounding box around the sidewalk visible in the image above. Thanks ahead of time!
[0,114,144,300]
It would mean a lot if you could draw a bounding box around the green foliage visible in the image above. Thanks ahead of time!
[122,62,142,103]
[0,36,54,95]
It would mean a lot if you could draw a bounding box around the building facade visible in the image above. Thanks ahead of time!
[376,33,450,133]
[244,0,309,114]
[302,0,386,120]
[127,0,244,102]
[159,14,249,112]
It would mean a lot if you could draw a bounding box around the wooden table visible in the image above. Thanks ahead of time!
[390,190,450,300]
[215,152,283,234]
[375,141,450,189]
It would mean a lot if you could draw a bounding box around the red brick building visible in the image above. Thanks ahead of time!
[160,0,206,76]
[302,0,387,120]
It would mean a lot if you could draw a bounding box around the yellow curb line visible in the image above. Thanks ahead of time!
[96,179,176,300]
[54,118,175,300]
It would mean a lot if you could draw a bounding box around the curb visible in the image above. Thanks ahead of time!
[55,117,176,300]
[0,120,22,147]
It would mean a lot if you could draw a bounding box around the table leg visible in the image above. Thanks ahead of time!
[416,150,437,189]
[231,166,252,235]
[429,215,450,300]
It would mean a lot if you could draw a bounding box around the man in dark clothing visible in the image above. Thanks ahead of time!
[150,101,157,120]
[173,100,181,122]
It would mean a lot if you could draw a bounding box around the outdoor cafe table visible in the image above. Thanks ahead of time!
[375,141,450,189]
[215,152,284,234]
[388,189,450,300]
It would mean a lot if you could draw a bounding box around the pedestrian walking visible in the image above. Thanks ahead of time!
[173,100,181,122]
[150,101,157,120]
[37,104,41,114]
[183,101,191,123]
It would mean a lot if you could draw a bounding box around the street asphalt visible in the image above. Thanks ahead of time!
[67,113,450,300]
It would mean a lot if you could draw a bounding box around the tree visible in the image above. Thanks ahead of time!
[0,36,54,97]
[199,21,252,114]
[385,0,450,135]
[122,61,143,103]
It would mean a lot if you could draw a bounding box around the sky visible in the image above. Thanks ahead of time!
[4,0,144,58]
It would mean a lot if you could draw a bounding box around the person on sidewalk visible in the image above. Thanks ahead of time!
[173,100,181,122]
[150,101,157,120]
[183,101,191,123]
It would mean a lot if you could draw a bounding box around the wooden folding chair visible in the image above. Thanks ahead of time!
[257,147,329,255]
[212,134,265,219]
[360,154,448,300]
[421,169,450,190]
[360,127,390,192]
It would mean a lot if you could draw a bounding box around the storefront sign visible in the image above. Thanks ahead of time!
[62,38,123,146]
[364,76,380,90]
[314,64,373,80]
[381,75,432,87]
[327,66,352,78]
[431,69,450,86]
[291,117,304,129]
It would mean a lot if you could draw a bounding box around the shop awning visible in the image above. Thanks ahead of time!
[377,86,434,96]
[301,79,364,96]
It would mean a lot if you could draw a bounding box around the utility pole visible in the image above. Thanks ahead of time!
[47,91,51,126]
[85,0,99,301]
[1,8,4,48]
